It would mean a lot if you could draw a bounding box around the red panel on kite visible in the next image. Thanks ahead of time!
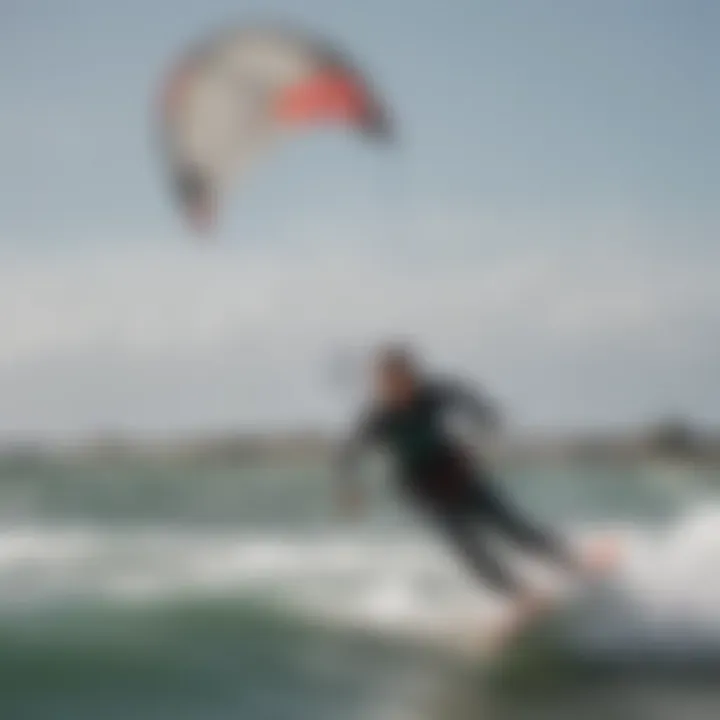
[275,72,370,127]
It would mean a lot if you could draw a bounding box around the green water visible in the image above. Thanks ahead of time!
[0,453,717,719]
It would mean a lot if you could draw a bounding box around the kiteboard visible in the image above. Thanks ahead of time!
[484,533,625,656]
[375,533,625,663]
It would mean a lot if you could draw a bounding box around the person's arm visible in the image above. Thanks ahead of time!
[334,410,380,518]
[436,377,503,431]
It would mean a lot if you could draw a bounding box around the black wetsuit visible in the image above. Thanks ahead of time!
[339,378,572,597]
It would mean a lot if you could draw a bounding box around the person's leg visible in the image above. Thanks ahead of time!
[470,474,577,572]
[432,508,523,598]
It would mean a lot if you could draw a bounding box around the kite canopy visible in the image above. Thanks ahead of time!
[158,25,392,234]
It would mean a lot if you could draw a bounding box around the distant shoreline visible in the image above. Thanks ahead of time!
[2,422,719,468]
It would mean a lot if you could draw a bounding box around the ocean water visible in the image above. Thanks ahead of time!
[0,452,719,719]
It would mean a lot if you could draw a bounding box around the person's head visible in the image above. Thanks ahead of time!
[371,344,420,406]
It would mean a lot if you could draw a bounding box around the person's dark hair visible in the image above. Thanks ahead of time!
[374,343,419,376]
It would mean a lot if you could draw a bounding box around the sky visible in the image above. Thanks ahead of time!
[0,0,718,438]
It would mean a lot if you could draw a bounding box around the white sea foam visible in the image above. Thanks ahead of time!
[0,506,720,656]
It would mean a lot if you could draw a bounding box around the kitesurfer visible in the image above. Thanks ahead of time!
[336,345,580,610]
